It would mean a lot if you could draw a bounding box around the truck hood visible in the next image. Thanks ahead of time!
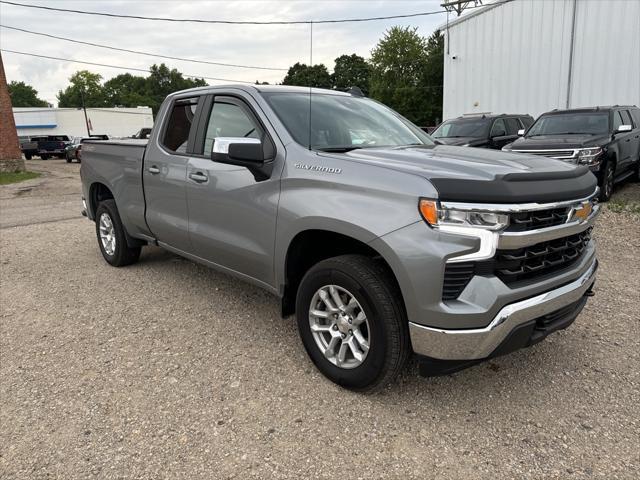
[506,134,610,150]
[338,145,597,203]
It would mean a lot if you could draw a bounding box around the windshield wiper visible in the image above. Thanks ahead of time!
[316,146,364,153]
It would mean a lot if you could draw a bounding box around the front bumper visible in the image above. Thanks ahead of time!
[409,258,597,361]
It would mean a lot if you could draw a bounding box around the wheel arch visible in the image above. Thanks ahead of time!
[280,227,406,319]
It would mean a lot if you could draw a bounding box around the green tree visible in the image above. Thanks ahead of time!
[145,64,207,114]
[331,54,371,95]
[421,30,444,125]
[282,62,332,89]
[57,70,106,108]
[369,26,431,125]
[7,81,49,107]
[103,73,151,108]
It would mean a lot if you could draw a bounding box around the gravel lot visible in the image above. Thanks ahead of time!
[1,159,639,479]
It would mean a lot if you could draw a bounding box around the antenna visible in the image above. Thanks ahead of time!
[441,0,482,16]
[308,20,313,151]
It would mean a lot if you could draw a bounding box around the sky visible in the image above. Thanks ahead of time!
[0,0,461,106]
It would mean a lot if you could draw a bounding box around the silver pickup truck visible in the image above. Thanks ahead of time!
[80,85,600,391]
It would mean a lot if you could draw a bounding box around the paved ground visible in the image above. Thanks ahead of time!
[1,159,639,479]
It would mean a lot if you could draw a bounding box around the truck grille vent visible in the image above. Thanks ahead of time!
[442,228,592,300]
[442,263,476,300]
[507,207,571,232]
[492,228,592,285]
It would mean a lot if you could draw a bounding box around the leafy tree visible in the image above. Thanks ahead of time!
[331,54,371,95]
[7,81,49,107]
[103,73,151,108]
[57,70,106,107]
[145,64,207,114]
[282,62,332,89]
[369,26,432,126]
[420,30,444,125]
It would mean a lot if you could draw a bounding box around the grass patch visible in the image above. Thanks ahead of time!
[607,200,640,214]
[0,171,41,185]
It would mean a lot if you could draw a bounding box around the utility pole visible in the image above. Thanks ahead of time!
[441,0,483,16]
[80,88,91,136]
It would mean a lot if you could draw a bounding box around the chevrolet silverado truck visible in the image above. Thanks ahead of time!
[80,85,600,391]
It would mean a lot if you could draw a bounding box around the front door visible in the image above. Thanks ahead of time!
[185,94,282,288]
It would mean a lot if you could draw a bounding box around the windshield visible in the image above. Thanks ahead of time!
[262,92,434,151]
[432,118,491,138]
[527,113,609,136]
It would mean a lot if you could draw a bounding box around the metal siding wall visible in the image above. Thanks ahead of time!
[443,0,638,120]
[569,0,640,108]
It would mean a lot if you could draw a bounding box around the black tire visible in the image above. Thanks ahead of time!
[65,156,72,163]
[599,159,615,202]
[95,199,141,267]
[25,154,32,160]
[295,254,410,392]
[41,154,50,160]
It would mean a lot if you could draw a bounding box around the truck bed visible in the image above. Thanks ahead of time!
[81,139,151,240]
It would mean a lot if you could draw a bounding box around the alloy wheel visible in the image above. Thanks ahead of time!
[308,285,371,369]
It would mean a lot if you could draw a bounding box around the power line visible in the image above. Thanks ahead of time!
[0,49,256,84]
[0,0,455,24]
[0,24,287,71]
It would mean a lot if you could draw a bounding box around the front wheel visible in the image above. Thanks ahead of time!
[95,199,141,267]
[599,160,615,202]
[25,153,32,160]
[295,255,410,392]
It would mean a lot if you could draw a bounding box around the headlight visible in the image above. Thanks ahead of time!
[577,147,602,165]
[419,199,509,231]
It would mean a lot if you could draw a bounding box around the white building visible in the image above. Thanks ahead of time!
[13,107,154,138]
[442,0,640,120]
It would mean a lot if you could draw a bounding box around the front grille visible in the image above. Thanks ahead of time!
[442,228,592,300]
[492,228,592,285]
[512,149,577,159]
[507,207,571,232]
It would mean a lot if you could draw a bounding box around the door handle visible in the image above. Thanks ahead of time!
[189,172,208,183]
[148,166,160,174]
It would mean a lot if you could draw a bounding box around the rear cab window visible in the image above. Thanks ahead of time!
[162,97,200,154]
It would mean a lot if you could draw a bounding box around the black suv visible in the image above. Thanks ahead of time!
[431,114,534,149]
[504,106,640,201]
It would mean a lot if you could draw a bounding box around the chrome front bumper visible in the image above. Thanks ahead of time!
[409,259,597,360]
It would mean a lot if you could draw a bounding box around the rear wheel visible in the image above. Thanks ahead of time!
[25,153,32,160]
[599,159,615,202]
[95,199,141,267]
[295,255,409,392]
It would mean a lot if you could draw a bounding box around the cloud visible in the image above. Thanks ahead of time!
[1,0,446,105]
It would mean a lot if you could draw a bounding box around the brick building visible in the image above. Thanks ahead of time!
[0,53,25,173]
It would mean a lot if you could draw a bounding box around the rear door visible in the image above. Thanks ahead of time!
[614,110,635,170]
[185,93,283,288]
[143,95,204,251]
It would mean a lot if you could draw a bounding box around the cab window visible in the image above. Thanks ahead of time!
[203,98,262,155]
[162,97,200,153]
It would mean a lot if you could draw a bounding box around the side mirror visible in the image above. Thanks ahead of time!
[211,137,263,166]
[615,125,632,134]
[517,129,525,136]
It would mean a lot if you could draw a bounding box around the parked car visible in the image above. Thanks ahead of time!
[66,135,109,163]
[503,106,640,201]
[431,113,534,149]
[81,85,599,391]
[34,135,73,159]
[20,136,41,160]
